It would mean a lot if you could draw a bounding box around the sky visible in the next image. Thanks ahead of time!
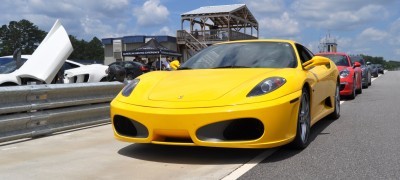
[1,0,400,61]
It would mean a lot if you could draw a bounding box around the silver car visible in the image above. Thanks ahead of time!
[350,55,371,88]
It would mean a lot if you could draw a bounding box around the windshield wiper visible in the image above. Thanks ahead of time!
[213,65,251,69]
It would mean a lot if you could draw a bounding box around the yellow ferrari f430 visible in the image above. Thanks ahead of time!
[110,39,340,149]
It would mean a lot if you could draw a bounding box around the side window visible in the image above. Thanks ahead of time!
[63,63,74,70]
[124,63,134,68]
[295,44,313,63]
[349,56,355,65]
[66,62,80,69]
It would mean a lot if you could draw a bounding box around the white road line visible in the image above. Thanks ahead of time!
[221,149,277,180]
[1,147,17,151]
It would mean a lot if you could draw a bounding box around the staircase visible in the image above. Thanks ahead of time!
[177,30,208,55]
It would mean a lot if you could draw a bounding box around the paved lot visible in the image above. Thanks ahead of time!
[0,71,397,180]
[240,71,400,179]
[0,124,268,180]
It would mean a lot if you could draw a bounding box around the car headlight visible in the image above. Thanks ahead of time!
[340,69,350,78]
[247,77,286,97]
[121,79,140,97]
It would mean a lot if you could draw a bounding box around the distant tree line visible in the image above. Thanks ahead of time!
[359,54,400,71]
[0,19,104,62]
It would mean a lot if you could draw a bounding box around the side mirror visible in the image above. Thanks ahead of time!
[353,62,361,68]
[13,48,23,69]
[302,56,331,70]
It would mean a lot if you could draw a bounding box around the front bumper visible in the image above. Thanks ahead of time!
[110,91,302,148]
[339,78,354,96]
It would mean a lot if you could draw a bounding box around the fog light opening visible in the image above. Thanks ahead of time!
[113,115,149,138]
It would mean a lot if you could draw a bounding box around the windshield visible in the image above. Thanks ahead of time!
[350,56,365,65]
[180,42,297,69]
[0,57,28,74]
[319,54,350,67]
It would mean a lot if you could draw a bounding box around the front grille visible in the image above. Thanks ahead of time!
[196,118,264,142]
[339,84,346,91]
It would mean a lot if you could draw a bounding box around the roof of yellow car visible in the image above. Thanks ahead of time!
[216,39,297,45]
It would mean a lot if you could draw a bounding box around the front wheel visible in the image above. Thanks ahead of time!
[348,78,356,99]
[328,82,341,120]
[368,72,372,86]
[290,87,311,149]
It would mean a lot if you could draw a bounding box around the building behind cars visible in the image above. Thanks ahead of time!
[102,36,178,65]
[102,4,260,64]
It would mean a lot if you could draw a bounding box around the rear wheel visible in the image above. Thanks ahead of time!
[290,87,311,149]
[356,82,362,94]
[356,74,362,94]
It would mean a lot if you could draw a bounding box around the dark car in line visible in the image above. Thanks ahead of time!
[376,64,385,74]
[106,61,150,81]
[350,55,371,88]
[369,63,379,77]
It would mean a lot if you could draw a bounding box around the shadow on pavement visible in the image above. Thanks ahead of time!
[118,116,337,165]
[261,117,336,163]
[118,143,268,165]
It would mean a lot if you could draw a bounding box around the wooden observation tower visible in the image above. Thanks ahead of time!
[177,4,259,61]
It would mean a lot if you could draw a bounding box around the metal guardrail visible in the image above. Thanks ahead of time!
[0,82,124,143]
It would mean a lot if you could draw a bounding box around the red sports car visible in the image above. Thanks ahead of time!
[316,52,362,99]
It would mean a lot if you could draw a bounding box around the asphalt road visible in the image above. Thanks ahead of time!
[0,71,398,179]
[0,124,268,180]
[240,71,400,179]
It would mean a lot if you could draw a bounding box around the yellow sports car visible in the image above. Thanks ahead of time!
[110,39,340,149]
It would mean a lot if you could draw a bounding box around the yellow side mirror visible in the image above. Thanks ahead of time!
[302,56,331,70]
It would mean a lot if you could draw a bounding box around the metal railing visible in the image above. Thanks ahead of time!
[0,82,124,143]
[177,30,208,51]
[177,29,257,44]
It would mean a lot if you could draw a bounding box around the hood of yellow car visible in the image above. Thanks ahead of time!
[147,69,276,102]
[116,68,303,108]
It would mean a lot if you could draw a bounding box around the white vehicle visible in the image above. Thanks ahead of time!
[63,60,108,83]
[0,20,108,86]
[0,20,73,86]
[1,55,109,85]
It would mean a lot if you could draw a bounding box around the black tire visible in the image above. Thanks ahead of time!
[100,77,108,82]
[368,72,372,86]
[290,87,311,149]
[356,81,362,94]
[328,82,341,120]
[362,81,368,89]
[349,78,356,99]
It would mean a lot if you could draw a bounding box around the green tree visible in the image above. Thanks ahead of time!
[86,37,104,60]
[360,54,400,70]
[68,35,86,60]
[0,19,46,56]
[1,19,104,63]
[68,35,104,62]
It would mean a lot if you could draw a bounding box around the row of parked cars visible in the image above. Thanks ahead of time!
[0,20,150,86]
[0,19,387,150]
[315,52,384,99]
